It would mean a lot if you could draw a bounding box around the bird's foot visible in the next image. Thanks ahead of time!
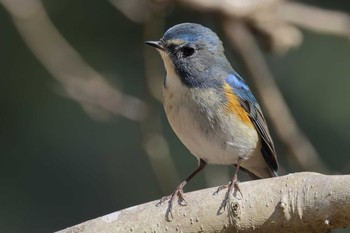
[156,183,187,221]
[214,176,242,214]
[213,184,228,195]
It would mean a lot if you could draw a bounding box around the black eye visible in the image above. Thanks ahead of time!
[182,46,195,57]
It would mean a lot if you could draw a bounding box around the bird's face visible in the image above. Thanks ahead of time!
[146,23,231,88]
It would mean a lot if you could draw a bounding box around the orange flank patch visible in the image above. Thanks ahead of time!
[223,83,253,127]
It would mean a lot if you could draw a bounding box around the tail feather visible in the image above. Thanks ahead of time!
[240,157,278,180]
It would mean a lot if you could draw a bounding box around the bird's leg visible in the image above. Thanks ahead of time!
[214,158,243,213]
[156,159,207,220]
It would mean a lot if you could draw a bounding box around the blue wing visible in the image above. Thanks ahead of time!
[226,73,278,177]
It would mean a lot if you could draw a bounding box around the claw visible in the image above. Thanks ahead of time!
[177,190,187,206]
[213,184,228,195]
[217,177,243,214]
[155,160,207,220]
[156,195,171,207]
[156,184,187,221]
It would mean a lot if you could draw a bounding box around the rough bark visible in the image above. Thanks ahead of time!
[57,172,350,233]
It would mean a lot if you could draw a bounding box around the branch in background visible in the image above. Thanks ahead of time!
[109,0,151,23]
[1,0,147,122]
[56,172,350,233]
[175,0,350,54]
[279,2,350,39]
[248,10,303,55]
[223,21,328,173]
[175,0,299,54]
[175,0,281,18]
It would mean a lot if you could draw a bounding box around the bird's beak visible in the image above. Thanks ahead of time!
[145,41,165,51]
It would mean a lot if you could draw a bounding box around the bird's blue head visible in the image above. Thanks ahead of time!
[146,23,233,88]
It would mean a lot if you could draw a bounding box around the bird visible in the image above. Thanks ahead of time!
[145,23,278,218]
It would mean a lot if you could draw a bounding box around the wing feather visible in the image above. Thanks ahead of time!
[226,73,278,176]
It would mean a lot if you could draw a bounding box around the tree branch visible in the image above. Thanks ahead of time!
[278,2,350,39]
[1,0,147,122]
[57,172,350,233]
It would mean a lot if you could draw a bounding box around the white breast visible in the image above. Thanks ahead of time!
[160,53,261,165]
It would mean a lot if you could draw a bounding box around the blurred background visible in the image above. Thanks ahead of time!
[1,0,350,232]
